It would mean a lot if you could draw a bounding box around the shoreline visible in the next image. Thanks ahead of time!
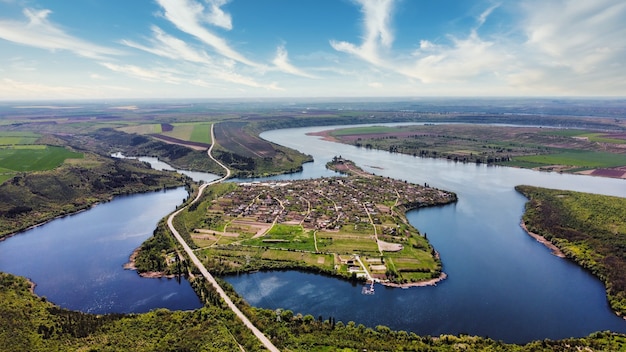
[307,129,626,180]
[0,202,103,243]
[519,221,566,258]
[380,272,447,288]
[124,247,176,279]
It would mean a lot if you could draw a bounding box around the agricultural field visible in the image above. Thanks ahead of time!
[0,145,83,172]
[0,131,41,145]
[513,150,626,169]
[315,124,626,178]
[213,121,276,158]
[169,159,457,285]
[158,123,213,144]
[118,122,212,149]
[0,144,83,184]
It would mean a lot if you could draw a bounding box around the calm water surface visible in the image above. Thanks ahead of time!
[0,188,202,314]
[2,123,626,343]
[226,125,626,343]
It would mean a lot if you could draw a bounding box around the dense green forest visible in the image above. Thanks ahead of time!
[516,185,626,316]
[2,272,626,351]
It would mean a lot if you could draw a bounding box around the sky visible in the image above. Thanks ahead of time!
[0,0,625,100]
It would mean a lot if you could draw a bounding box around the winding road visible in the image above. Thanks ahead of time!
[166,124,280,352]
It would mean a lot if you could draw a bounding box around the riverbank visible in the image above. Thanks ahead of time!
[519,221,566,258]
[308,126,626,180]
[380,272,448,288]
[516,185,626,318]
[124,247,177,279]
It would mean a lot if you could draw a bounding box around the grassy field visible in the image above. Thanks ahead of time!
[117,124,162,135]
[242,224,316,251]
[514,150,626,169]
[0,131,41,145]
[160,122,211,144]
[0,145,83,172]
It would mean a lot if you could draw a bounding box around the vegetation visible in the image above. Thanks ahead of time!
[0,152,188,238]
[516,185,626,316]
[322,124,626,176]
[2,272,626,351]
[212,120,313,177]
[2,102,626,349]
[0,145,83,172]
[141,159,456,286]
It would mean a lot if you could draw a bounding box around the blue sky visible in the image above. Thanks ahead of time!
[0,0,625,100]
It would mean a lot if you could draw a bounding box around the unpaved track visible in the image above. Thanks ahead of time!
[167,124,280,352]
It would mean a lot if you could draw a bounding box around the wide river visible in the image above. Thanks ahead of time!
[226,124,626,343]
[1,124,625,343]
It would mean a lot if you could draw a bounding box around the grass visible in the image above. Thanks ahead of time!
[242,224,316,251]
[0,131,40,145]
[540,129,626,144]
[189,124,212,144]
[586,133,626,145]
[118,124,162,135]
[0,146,83,172]
[160,123,213,143]
[0,174,13,184]
[321,237,379,254]
[514,150,626,169]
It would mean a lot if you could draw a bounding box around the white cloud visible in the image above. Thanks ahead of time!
[0,8,122,60]
[404,32,510,83]
[156,0,259,67]
[122,26,213,65]
[100,62,181,84]
[333,0,507,84]
[330,0,395,66]
[205,0,233,30]
[272,45,317,78]
[521,0,626,74]
[331,0,626,95]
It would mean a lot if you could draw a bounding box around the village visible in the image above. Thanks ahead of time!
[188,158,457,288]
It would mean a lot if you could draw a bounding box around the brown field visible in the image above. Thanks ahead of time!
[213,121,276,158]
[588,168,626,178]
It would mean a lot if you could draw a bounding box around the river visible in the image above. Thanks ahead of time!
[1,123,625,342]
[225,125,626,343]
[0,188,202,314]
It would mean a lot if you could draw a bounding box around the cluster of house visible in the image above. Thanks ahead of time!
[218,176,454,234]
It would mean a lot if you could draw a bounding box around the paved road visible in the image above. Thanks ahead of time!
[167,124,280,352]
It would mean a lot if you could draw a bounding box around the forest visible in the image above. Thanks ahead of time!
[516,185,626,316]
[3,272,626,351]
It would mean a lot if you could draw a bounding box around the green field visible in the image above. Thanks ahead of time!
[0,131,41,145]
[0,145,83,172]
[160,123,213,144]
[118,124,162,135]
[541,130,626,144]
[242,224,315,251]
[514,150,626,169]
[188,123,212,143]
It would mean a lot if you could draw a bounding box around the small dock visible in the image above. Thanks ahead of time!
[362,281,375,295]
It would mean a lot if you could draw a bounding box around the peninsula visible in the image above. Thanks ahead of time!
[156,157,457,287]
